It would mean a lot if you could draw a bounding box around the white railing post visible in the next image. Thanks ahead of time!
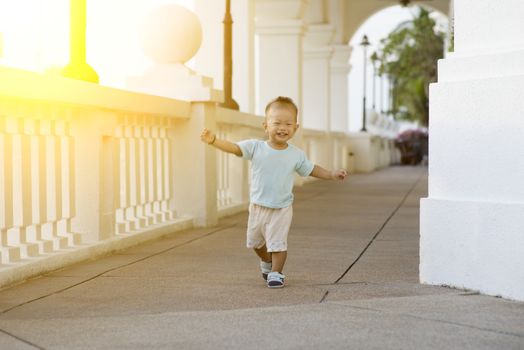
[171,102,218,227]
[0,111,21,263]
[70,110,117,242]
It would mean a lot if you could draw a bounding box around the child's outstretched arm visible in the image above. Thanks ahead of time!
[200,128,242,156]
[310,165,348,180]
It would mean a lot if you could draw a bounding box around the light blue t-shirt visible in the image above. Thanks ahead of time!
[236,140,314,208]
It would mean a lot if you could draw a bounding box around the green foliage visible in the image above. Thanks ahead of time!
[375,7,445,126]
[448,21,455,52]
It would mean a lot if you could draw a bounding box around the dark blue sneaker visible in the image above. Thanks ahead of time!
[267,272,285,288]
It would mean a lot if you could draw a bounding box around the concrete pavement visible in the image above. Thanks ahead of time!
[0,166,522,349]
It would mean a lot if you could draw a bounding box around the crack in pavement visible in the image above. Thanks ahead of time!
[319,169,426,303]
[319,291,330,303]
[0,327,46,349]
[330,302,524,339]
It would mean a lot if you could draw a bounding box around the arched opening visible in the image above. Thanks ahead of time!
[342,1,450,44]
[346,4,449,132]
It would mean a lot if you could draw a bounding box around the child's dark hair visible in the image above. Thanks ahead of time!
[264,96,298,119]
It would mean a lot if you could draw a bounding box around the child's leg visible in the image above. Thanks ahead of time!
[247,204,267,260]
[271,251,287,273]
[253,245,271,263]
[265,206,292,274]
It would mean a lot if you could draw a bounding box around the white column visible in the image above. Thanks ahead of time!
[302,25,334,131]
[330,45,352,132]
[420,0,524,301]
[254,0,307,116]
[232,0,256,113]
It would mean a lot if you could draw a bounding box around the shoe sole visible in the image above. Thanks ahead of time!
[267,281,284,288]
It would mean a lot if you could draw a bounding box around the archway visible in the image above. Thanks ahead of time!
[342,0,450,44]
[346,4,449,132]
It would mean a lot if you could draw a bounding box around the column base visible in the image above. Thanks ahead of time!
[420,197,524,301]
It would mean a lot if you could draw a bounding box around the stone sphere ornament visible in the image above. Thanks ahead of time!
[141,4,203,64]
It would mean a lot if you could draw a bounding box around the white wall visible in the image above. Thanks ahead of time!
[302,50,331,130]
[420,0,524,301]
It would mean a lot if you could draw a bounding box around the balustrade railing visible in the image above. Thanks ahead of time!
[1,102,81,264]
[216,123,233,208]
[0,67,193,282]
[215,107,263,217]
[0,66,395,287]
[302,129,352,181]
[114,114,174,234]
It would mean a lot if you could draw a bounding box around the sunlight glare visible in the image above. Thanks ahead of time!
[0,0,195,88]
[0,0,68,72]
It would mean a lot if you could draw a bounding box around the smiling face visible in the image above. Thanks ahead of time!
[263,104,299,149]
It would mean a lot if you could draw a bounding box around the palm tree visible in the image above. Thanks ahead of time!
[375,7,445,126]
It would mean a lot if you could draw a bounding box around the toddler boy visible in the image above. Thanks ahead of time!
[200,96,347,288]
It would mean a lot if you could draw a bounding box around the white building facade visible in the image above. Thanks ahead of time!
[420,0,524,301]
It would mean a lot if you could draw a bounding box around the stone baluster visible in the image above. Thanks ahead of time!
[254,0,308,116]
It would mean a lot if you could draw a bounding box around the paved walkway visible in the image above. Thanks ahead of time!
[0,166,522,349]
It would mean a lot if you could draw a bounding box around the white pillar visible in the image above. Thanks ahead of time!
[232,0,256,114]
[330,45,352,132]
[302,25,334,131]
[254,0,307,116]
[420,0,524,301]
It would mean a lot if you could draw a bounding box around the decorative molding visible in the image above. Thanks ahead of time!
[331,45,352,63]
[255,19,306,35]
[303,46,333,60]
[304,24,335,47]
[255,0,309,21]
[330,45,352,72]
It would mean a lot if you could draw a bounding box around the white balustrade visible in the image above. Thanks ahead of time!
[114,114,174,234]
[302,129,352,179]
[216,123,233,209]
[215,107,263,217]
[0,65,395,287]
[0,101,81,264]
[299,128,398,177]
[0,66,193,283]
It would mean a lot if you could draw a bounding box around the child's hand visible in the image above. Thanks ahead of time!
[332,169,348,180]
[200,128,216,145]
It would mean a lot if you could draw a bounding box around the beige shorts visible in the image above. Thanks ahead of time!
[246,203,293,252]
